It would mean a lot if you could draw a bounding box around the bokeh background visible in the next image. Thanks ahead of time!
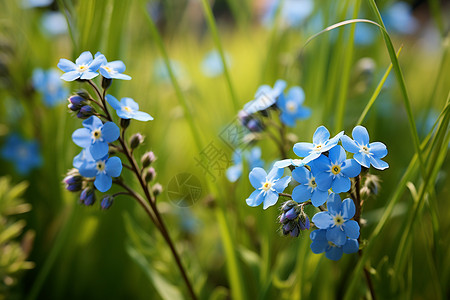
[0,0,449,299]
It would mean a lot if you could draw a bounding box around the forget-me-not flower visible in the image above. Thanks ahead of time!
[73,148,95,170]
[41,11,68,36]
[277,86,311,127]
[72,116,120,160]
[312,193,360,246]
[293,126,344,164]
[382,1,418,35]
[226,147,264,182]
[291,165,328,207]
[106,95,153,121]
[246,166,291,209]
[310,229,359,261]
[201,50,232,78]
[95,52,131,80]
[78,155,122,192]
[57,51,106,81]
[243,80,286,114]
[1,134,42,175]
[312,145,361,193]
[340,125,389,170]
[32,68,68,107]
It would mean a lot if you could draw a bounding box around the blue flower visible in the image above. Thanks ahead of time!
[291,165,328,207]
[273,158,306,168]
[78,155,122,192]
[72,116,120,160]
[293,126,344,163]
[278,86,311,127]
[32,68,68,107]
[243,80,286,114]
[106,95,153,121]
[340,125,389,170]
[246,166,291,209]
[262,0,314,28]
[73,148,95,170]
[41,11,68,36]
[310,229,359,261]
[57,51,106,81]
[95,52,131,80]
[382,1,418,35]
[226,147,264,182]
[201,50,232,78]
[1,134,42,175]
[312,145,361,193]
[312,194,360,246]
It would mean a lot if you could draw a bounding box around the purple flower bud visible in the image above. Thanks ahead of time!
[80,188,95,206]
[290,224,300,237]
[100,195,114,210]
[129,133,144,149]
[144,167,156,183]
[246,118,264,132]
[77,105,95,119]
[285,207,298,220]
[299,214,310,231]
[68,95,86,110]
[76,89,91,100]
[63,171,82,192]
[141,151,156,168]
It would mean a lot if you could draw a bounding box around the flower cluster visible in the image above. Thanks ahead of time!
[246,125,389,260]
[59,51,154,209]
[1,134,42,175]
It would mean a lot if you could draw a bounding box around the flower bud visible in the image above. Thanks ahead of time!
[100,195,114,210]
[63,170,82,192]
[129,133,144,149]
[80,188,96,206]
[152,183,163,196]
[141,151,156,168]
[120,118,130,129]
[101,77,112,90]
[68,95,86,111]
[77,105,95,119]
[76,89,91,100]
[144,167,156,183]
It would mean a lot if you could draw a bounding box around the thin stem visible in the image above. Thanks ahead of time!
[279,193,292,199]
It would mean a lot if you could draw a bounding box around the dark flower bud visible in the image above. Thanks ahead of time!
[68,95,86,111]
[77,105,95,119]
[80,188,96,206]
[281,200,297,212]
[120,118,130,129]
[101,77,112,90]
[141,151,156,168]
[76,89,91,100]
[129,133,144,149]
[298,214,310,231]
[246,118,264,132]
[63,170,82,192]
[100,195,114,210]
[152,183,163,196]
[144,167,156,183]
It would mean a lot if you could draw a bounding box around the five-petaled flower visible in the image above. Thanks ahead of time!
[246,166,291,209]
[310,229,359,261]
[95,52,132,80]
[293,125,344,164]
[243,79,286,114]
[341,125,389,170]
[277,86,311,127]
[57,51,106,81]
[291,165,328,207]
[106,95,153,121]
[226,147,264,182]
[312,193,360,246]
[78,155,122,192]
[72,116,120,160]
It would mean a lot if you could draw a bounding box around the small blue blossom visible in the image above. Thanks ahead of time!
[226,147,264,182]
[291,165,328,207]
[106,95,153,121]
[312,145,361,193]
[72,116,120,160]
[32,68,68,107]
[57,51,106,81]
[1,134,42,175]
[382,1,418,35]
[277,86,311,127]
[95,52,132,80]
[310,229,359,261]
[340,125,389,170]
[262,0,314,28]
[78,155,122,192]
[293,126,344,163]
[41,11,68,36]
[246,166,291,209]
[73,148,95,170]
[201,50,232,78]
[243,80,286,114]
[312,194,360,246]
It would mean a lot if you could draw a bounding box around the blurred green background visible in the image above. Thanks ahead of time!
[0,0,449,299]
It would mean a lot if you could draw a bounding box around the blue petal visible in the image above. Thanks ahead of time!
[82,116,103,130]
[273,176,291,193]
[341,159,361,178]
[326,226,347,246]
[112,73,131,80]
[89,53,106,71]
[106,94,123,111]
[280,113,296,127]
[108,60,126,73]
[80,71,99,80]
[90,142,109,160]
[273,159,293,168]
[76,51,93,65]
[343,239,359,254]
[325,246,343,261]
[310,154,330,173]
[226,164,242,182]
[101,122,120,143]
[267,166,284,181]
[340,135,359,153]
[310,229,327,242]
[370,156,389,170]
[95,173,112,192]
[311,188,328,207]
[352,125,369,145]
[315,171,333,191]
[328,145,346,164]
[324,131,344,152]
[72,128,91,148]
[291,166,309,184]
[312,126,330,144]
[310,231,328,254]
[79,161,97,177]
[60,71,80,81]
[249,167,267,189]
[292,184,311,203]
[354,152,371,168]
[263,190,279,209]
[341,198,356,219]
[312,212,333,229]
[343,220,360,239]
[369,142,388,158]
[293,142,313,157]
[287,86,305,104]
[57,58,76,72]
[132,111,154,121]
[331,175,350,193]
[326,193,342,215]
[122,97,139,111]
[106,156,122,177]
[246,189,264,207]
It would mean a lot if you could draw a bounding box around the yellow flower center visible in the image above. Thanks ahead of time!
[77,65,88,73]
[261,181,273,192]
[286,101,297,112]
[92,129,102,141]
[96,161,106,172]
[308,177,317,189]
[314,144,323,152]
[123,106,133,113]
[333,214,344,226]
[331,164,341,175]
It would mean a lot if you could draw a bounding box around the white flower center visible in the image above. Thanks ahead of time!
[360,145,370,155]
[333,213,344,227]
[286,100,297,112]
[96,161,106,172]
[307,176,317,189]
[92,129,102,141]
[313,143,324,152]
[261,181,274,192]
[77,64,88,73]
[17,146,28,158]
